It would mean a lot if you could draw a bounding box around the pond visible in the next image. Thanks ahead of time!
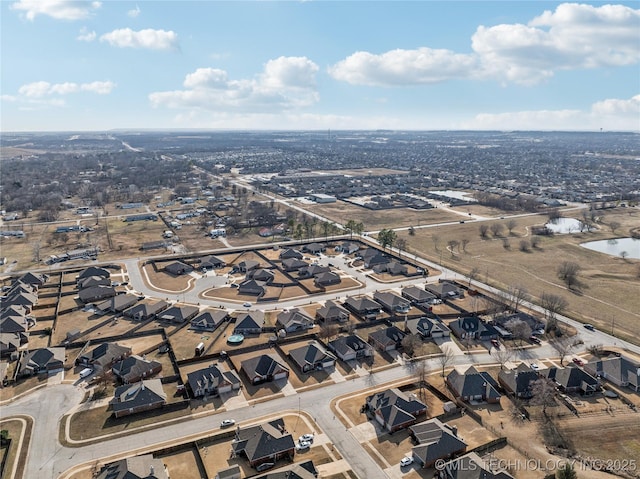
[581,237,640,259]
[545,217,587,234]
[429,190,478,202]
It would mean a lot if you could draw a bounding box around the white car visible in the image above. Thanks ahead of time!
[220,419,236,428]
[299,434,314,443]
[400,456,414,467]
[296,440,311,451]
[530,363,540,371]
[243,302,252,308]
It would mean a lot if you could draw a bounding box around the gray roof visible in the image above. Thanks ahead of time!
[276,308,314,331]
[315,300,350,321]
[234,311,265,332]
[112,355,162,382]
[447,366,501,401]
[288,341,336,370]
[157,304,199,323]
[232,418,295,463]
[369,326,406,347]
[80,342,132,369]
[187,364,241,393]
[585,356,640,389]
[441,452,514,479]
[411,418,467,466]
[241,354,289,378]
[96,294,139,313]
[498,363,539,397]
[344,296,381,313]
[405,317,449,337]
[96,454,168,479]
[111,379,166,415]
[190,310,228,330]
[328,334,372,357]
[124,300,169,320]
[402,286,437,303]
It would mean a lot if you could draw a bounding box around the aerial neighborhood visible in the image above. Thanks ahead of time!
[1,130,639,479]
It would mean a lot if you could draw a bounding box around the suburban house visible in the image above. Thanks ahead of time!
[19,347,65,376]
[276,309,315,333]
[95,454,168,479]
[410,418,468,469]
[78,285,116,304]
[157,304,199,323]
[373,261,408,276]
[164,261,193,276]
[446,366,501,404]
[303,243,325,255]
[344,296,382,320]
[425,282,464,300]
[77,266,110,281]
[240,354,290,384]
[231,418,295,468]
[95,294,139,315]
[233,311,265,335]
[402,286,437,305]
[15,272,48,289]
[585,356,640,391]
[78,275,111,290]
[373,292,411,315]
[247,268,275,283]
[251,460,317,479]
[315,300,350,323]
[438,452,515,479]
[281,258,308,272]
[498,363,539,399]
[215,465,241,479]
[327,334,373,361]
[76,342,132,372]
[187,364,242,397]
[314,272,341,287]
[0,333,21,357]
[190,310,229,331]
[336,241,360,254]
[199,255,226,270]
[542,366,599,395]
[0,316,30,347]
[238,279,267,297]
[359,248,389,268]
[298,264,330,279]
[405,316,450,338]
[123,300,169,322]
[235,260,260,273]
[288,340,336,373]
[368,326,406,352]
[449,317,499,341]
[365,387,428,433]
[110,379,167,418]
[279,248,303,260]
[112,355,162,384]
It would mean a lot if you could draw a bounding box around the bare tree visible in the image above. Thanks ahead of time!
[32,241,41,262]
[318,322,339,341]
[479,224,489,239]
[461,237,470,253]
[550,337,575,366]
[467,266,480,288]
[396,237,407,258]
[530,235,542,249]
[608,220,621,234]
[541,292,568,332]
[492,346,515,370]
[530,377,557,415]
[506,284,530,313]
[415,360,430,399]
[502,238,511,250]
[505,318,532,346]
[519,239,531,252]
[437,344,456,377]
[557,261,582,290]
[506,219,518,235]
[490,223,504,237]
[432,234,441,251]
[401,334,422,357]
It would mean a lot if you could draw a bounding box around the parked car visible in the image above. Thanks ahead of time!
[400,456,414,467]
[491,339,500,349]
[530,363,540,371]
[243,302,252,308]
[572,358,584,366]
[256,463,274,472]
[296,440,311,451]
[220,419,236,428]
[529,336,541,344]
[299,434,314,443]
[584,324,596,331]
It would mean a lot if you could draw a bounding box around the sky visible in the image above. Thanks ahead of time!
[1,1,639,132]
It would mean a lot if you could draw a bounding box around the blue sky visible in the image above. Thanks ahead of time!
[1,1,638,131]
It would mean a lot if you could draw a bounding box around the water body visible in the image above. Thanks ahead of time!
[545,217,585,234]
[581,237,640,259]
[429,190,478,202]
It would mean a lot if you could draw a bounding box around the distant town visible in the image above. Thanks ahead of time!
[1,130,639,479]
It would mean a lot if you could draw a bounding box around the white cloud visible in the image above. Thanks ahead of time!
[11,0,101,21]
[77,27,96,42]
[329,48,478,86]
[127,5,141,18]
[150,57,320,113]
[15,80,115,98]
[330,3,640,87]
[100,28,178,51]
[459,94,640,131]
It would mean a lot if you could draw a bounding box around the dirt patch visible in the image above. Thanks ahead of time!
[158,446,206,479]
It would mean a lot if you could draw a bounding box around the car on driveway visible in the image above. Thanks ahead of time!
[220,419,236,428]
[529,336,541,344]
[299,434,314,443]
[530,363,540,371]
[572,357,584,366]
[400,456,414,467]
[296,440,311,451]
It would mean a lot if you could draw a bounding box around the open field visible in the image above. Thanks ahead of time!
[402,207,640,344]
[292,201,463,230]
[158,446,206,479]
